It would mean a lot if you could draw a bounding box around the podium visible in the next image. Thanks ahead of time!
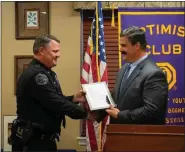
[105,124,185,152]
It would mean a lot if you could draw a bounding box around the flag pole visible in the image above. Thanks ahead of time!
[96,2,100,82]
[95,2,102,151]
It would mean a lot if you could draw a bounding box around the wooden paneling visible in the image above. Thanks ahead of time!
[83,18,119,91]
[105,125,185,152]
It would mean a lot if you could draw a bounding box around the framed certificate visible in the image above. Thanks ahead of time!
[82,82,116,111]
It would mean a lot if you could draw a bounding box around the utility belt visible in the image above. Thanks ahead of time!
[34,132,60,141]
[8,119,60,146]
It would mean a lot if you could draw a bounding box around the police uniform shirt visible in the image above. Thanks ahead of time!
[16,58,87,133]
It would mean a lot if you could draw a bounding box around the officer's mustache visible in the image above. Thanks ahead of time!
[121,51,127,55]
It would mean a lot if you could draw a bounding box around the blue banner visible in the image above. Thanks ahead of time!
[118,8,185,125]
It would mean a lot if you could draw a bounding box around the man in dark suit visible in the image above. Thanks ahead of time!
[97,26,168,125]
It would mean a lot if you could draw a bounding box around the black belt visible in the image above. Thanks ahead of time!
[34,132,60,141]
[15,118,44,130]
[15,118,60,141]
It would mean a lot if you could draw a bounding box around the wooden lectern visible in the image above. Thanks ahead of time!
[105,124,185,152]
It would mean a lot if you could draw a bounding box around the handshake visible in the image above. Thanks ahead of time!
[73,90,120,122]
[85,96,112,122]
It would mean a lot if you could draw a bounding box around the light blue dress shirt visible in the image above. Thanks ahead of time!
[127,54,148,78]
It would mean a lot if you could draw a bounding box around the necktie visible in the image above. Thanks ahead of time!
[119,64,131,95]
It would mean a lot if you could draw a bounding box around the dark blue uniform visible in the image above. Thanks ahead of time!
[12,58,87,151]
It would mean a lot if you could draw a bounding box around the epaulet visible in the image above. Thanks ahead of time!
[29,64,44,76]
[34,64,41,69]
[32,64,49,77]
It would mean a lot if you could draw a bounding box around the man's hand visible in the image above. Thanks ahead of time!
[73,90,87,103]
[105,105,120,119]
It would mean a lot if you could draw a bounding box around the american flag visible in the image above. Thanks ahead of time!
[81,2,109,151]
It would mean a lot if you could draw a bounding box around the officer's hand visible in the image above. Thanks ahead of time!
[73,90,87,103]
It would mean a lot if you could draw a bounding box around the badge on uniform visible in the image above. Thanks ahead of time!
[35,73,48,85]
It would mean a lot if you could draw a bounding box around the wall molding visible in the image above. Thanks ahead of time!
[76,137,86,146]
[73,2,184,10]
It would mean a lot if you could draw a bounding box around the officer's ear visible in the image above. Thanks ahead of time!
[38,47,45,55]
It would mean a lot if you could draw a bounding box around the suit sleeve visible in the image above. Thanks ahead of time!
[65,95,74,101]
[29,72,87,119]
[117,71,168,123]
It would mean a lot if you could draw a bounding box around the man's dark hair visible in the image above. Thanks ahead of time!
[33,34,60,54]
[120,26,147,49]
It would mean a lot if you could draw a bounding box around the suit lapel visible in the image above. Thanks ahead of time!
[115,64,128,102]
[118,57,149,101]
[118,66,142,101]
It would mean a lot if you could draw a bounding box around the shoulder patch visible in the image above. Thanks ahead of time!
[35,73,48,85]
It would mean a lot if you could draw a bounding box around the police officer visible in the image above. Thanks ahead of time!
[11,34,88,152]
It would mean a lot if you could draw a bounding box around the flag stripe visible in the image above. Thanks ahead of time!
[87,120,98,150]
[81,2,109,151]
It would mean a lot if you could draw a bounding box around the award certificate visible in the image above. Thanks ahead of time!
[82,82,115,111]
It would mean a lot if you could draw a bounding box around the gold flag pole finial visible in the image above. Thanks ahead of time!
[111,3,115,27]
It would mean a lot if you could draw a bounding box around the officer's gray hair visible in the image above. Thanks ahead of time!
[33,34,60,54]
